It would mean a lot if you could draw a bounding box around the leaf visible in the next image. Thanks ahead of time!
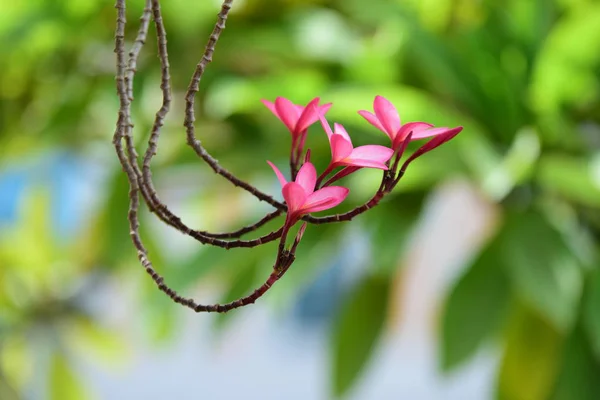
[583,268,600,361]
[368,192,423,276]
[214,261,259,331]
[500,211,583,332]
[498,304,563,400]
[551,325,600,400]
[99,171,135,269]
[440,240,511,371]
[49,352,90,400]
[65,317,130,367]
[330,275,390,397]
[0,335,31,390]
[536,155,600,208]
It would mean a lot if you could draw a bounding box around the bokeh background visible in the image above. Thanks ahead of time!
[2,0,600,399]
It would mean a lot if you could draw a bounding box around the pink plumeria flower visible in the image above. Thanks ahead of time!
[358,95,462,150]
[262,97,332,147]
[267,161,349,223]
[320,116,394,171]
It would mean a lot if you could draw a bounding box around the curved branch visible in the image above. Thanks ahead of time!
[119,0,280,246]
[115,0,295,314]
[182,0,285,209]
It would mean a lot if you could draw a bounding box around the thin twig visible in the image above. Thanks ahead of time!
[126,0,281,242]
[114,0,296,313]
[182,0,286,209]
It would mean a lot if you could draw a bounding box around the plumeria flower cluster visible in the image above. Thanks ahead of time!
[263,95,463,231]
[115,3,464,314]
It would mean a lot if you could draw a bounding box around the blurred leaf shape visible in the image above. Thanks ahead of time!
[65,317,130,368]
[368,193,423,276]
[0,335,31,391]
[440,238,511,371]
[537,154,600,207]
[50,352,90,400]
[500,211,583,332]
[498,304,562,400]
[529,2,600,115]
[551,325,600,400]
[330,275,390,397]
[214,261,259,331]
[481,128,540,201]
[98,171,136,269]
[584,268,600,361]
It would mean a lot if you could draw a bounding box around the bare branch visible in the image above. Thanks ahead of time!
[182,0,286,209]
[114,0,296,313]
[126,0,281,242]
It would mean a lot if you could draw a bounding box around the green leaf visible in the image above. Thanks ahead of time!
[500,211,583,332]
[214,262,259,331]
[583,268,600,361]
[498,304,563,400]
[49,352,90,400]
[537,155,600,208]
[551,325,600,400]
[66,317,130,367]
[368,192,423,276]
[100,171,135,269]
[440,240,510,371]
[330,275,390,397]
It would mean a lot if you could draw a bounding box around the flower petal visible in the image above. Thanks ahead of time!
[301,186,349,214]
[396,122,434,141]
[373,96,401,139]
[402,126,463,169]
[320,102,333,115]
[411,126,457,140]
[358,110,387,136]
[319,115,335,140]
[282,182,307,214]
[274,97,301,134]
[338,159,388,169]
[330,134,354,161]
[295,98,322,133]
[261,99,278,117]
[348,145,394,164]
[267,161,288,187]
[333,123,352,145]
[295,162,317,195]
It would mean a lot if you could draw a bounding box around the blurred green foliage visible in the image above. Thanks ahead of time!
[1,0,599,398]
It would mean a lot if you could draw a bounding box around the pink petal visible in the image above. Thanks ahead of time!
[411,126,457,140]
[358,110,387,136]
[301,186,349,214]
[393,122,436,150]
[338,159,388,170]
[319,115,335,140]
[402,126,463,168]
[373,96,401,139]
[267,161,288,187]
[282,182,307,214]
[274,97,301,134]
[330,134,354,161]
[397,122,434,141]
[295,162,317,195]
[261,99,278,117]
[295,98,322,133]
[320,102,333,115]
[348,145,394,163]
[333,123,352,145]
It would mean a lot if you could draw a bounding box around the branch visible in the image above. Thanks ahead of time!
[115,0,297,313]
[182,0,286,210]
[117,0,280,246]
[303,171,390,224]
[131,0,281,242]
